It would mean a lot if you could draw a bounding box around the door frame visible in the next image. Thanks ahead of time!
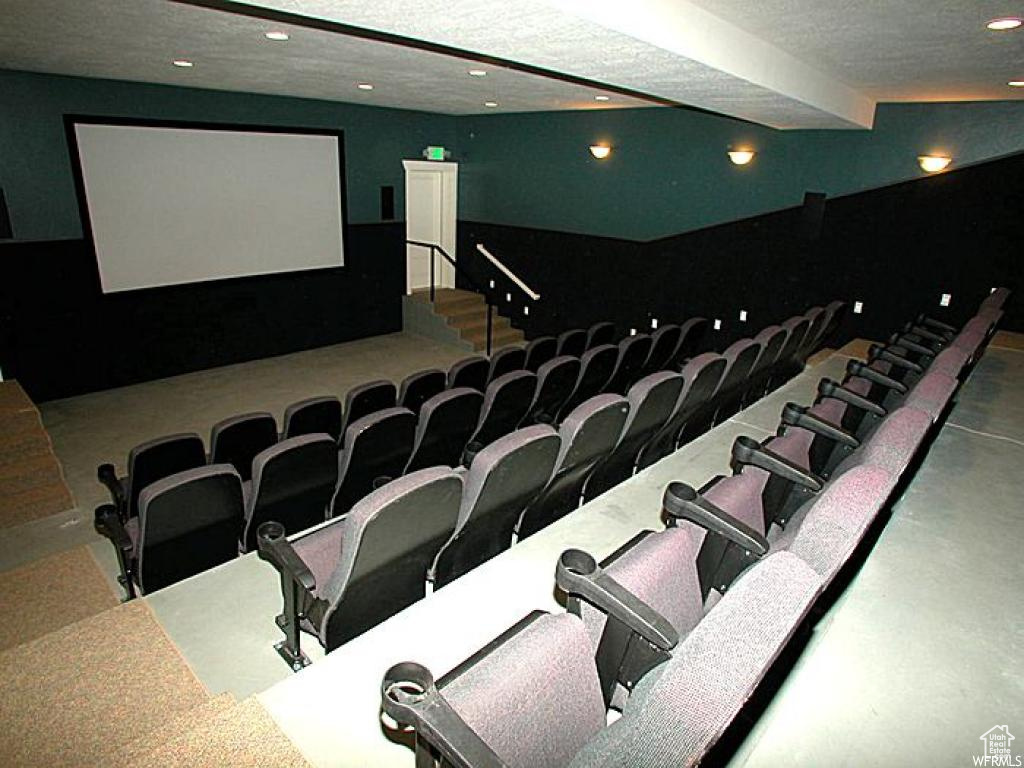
[403,160,458,295]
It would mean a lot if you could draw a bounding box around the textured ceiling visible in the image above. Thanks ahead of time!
[0,0,653,115]
[686,0,1024,102]
[0,0,1021,127]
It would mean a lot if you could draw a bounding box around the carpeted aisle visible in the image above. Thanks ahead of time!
[0,546,119,651]
[0,600,210,767]
[0,381,75,529]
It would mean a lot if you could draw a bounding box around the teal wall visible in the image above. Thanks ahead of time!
[0,69,456,241]
[455,100,1024,240]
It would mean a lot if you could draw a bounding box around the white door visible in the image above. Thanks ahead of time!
[404,160,457,294]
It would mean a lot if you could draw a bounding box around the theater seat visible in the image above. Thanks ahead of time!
[642,323,682,375]
[746,325,789,403]
[331,407,416,519]
[604,333,653,395]
[465,370,537,459]
[767,315,811,391]
[583,372,684,502]
[97,432,207,522]
[525,355,580,425]
[95,464,244,598]
[209,412,277,482]
[557,345,618,421]
[282,396,342,442]
[586,321,616,350]
[340,380,397,444]
[398,369,447,415]
[666,317,709,371]
[431,425,560,588]
[556,328,587,358]
[404,388,484,473]
[517,395,630,540]
[707,337,763,424]
[258,468,462,667]
[240,434,338,552]
[448,355,490,392]
[524,336,558,372]
[487,346,526,385]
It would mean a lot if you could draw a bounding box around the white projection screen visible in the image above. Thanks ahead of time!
[72,121,346,293]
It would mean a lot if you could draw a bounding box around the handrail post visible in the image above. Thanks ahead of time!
[429,246,436,302]
[486,303,493,356]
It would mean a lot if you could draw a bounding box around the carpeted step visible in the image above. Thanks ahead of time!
[0,546,119,650]
[136,697,311,767]
[0,600,209,767]
[117,692,236,762]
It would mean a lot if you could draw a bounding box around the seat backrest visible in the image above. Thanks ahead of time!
[526,355,581,425]
[439,612,607,768]
[469,370,538,451]
[127,433,207,520]
[398,369,447,415]
[340,380,398,442]
[448,355,490,392]
[558,344,618,420]
[667,317,708,370]
[751,325,789,377]
[332,407,417,518]
[242,434,338,551]
[644,324,682,373]
[432,425,560,587]
[851,406,932,476]
[209,412,278,482]
[405,388,484,473]
[797,306,827,360]
[282,396,342,441]
[556,328,587,358]
[136,464,244,594]
[317,468,463,650]
[604,334,654,395]
[776,316,812,371]
[586,321,616,350]
[524,336,558,372]
[715,339,762,398]
[487,347,527,384]
[516,395,629,539]
[819,300,847,345]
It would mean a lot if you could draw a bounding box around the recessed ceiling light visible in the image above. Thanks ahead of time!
[468,69,487,77]
[1009,80,1024,87]
[595,95,611,102]
[986,17,1021,30]
[484,101,498,107]
[357,83,374,90]
[265,31,290,41]
[172,59,194,68]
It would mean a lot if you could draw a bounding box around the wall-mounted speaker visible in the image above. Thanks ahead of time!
[380,185,395,221]
[0,187,12,239]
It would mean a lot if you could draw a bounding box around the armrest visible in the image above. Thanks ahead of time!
[382,662,508,768]
[97,463,126,517]
[846,360,908,394]
[818,379,887,417]
[869,345,925,373]
[916,314,957,336]
[257,522,316,592]
[94,504,132,553]
[889,335,937,359]
[556,549,677,651]
[662,482,769,557]
[731,436,823,491]
[904,322,949,345]
[780,402,861,448]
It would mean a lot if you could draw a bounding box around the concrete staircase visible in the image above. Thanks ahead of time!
[405,288,525,352]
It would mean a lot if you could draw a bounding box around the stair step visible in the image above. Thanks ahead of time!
[120,692,237,761]
[464,325,525,352]
[450,313,513,333]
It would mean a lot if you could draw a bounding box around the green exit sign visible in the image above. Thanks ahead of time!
[425,146,446,160]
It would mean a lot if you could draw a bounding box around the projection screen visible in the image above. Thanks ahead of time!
[71,121,346,293]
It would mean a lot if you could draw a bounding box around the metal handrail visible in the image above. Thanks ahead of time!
[475,244,540,301]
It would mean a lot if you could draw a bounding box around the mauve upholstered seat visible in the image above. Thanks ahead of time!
[331,407,416,519]
[487,346,526,386]
[604,334,653,396]
[466,370,537,455]
[448,355,489,392]
[209,411,277,482]
[398,369,447,415]
[666,317,709,371]
[708,337,763,425]
[768,315,812,391]
[282,396,342,442]
[524,336,558,373]
[525,355,581,426]
[404,388,484,473]
[585,322,617,350]
[557,344,618,421]
[118,432,208,521]
[556,328,588,358]
[339,380,397,444]
[643,323,682,375]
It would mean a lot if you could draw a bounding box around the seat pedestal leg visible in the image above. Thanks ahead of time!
[274,579,311,671]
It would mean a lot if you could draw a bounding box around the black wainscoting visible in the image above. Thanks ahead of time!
[460,151,1023,350]
[0,222,405,401]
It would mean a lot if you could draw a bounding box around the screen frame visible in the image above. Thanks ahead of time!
[63,114,350,293]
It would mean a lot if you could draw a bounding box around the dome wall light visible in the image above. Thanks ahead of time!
[589,144,612,159]
[918,155,952,173]
[727,149,756,166]
[986,17,1022,30]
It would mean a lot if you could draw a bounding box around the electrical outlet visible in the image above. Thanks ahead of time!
[739,310,748,322]
[940,293,951,307]
[713,319,722,330]
[523,306,529,316]
[853,301,864,314]
[651,318,658,329]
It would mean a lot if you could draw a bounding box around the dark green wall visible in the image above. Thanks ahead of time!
[0,69,456,241]
[455,101,1024,240]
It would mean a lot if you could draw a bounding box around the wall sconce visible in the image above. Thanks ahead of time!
[918,155,952,173]
[589,144,612,160]
[727,149,756,166]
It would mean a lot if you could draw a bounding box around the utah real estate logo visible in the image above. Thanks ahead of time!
[975,726,1021,766]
